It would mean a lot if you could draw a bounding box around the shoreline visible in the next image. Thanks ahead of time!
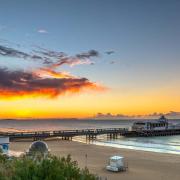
[73,138,180,155]
[10,139,180,180]
[73,134,180,155]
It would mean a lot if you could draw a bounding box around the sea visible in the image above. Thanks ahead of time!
[0,119,180,155]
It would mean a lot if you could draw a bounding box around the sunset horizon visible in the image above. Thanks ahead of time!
[0,1,180,179]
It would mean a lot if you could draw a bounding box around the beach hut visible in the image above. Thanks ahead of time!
[0,136,9,154]
[106,155,127,172]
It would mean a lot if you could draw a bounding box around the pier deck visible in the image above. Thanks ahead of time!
[0,128,128,141]
[0,128,180,141]
[123,129,180,137]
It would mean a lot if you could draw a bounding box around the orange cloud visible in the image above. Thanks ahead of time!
[0,68,104,99]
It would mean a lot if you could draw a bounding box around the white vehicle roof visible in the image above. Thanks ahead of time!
[110,156,124,160]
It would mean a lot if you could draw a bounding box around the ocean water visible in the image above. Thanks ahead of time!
[0,119,180,155]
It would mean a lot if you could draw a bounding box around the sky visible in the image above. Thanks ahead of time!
[0,0,180,118]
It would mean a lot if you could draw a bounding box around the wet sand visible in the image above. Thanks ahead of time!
[10,140,180,180]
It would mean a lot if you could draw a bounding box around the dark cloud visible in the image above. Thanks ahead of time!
[0,44,100,68]
[95,113,128,119]
[31,55,43,60]
[42,58,53,64]
[33,47,66,59]
[163,111,180,117]
[110,61,115,64]
[36,49,99,66]
[95,112,180,119]
[76,50,99,59]
[0,68,101,98]
[105,51,115,55]
[0,45,44,61]
[0,45,30,59]
[36,49,99,67]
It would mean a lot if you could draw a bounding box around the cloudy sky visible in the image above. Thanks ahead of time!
[0,0,180,118]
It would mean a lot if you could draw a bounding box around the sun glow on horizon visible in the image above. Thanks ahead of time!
[0,87,180,119]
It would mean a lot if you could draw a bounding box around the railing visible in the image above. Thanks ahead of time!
[0,127,128,139]
[1,127,180,139]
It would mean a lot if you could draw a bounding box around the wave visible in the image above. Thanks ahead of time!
[73,135,180,155]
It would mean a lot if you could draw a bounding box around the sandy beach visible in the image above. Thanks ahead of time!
[10,140,180,180]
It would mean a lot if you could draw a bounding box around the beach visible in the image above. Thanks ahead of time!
[10,140,180,180]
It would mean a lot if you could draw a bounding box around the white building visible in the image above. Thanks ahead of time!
[132,115,169,131]
[106,156,127,172]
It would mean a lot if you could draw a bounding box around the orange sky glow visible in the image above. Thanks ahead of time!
[0,1,180,119]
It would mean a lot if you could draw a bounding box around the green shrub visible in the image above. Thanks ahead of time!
[0,153,97,180]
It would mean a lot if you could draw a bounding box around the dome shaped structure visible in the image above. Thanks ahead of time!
[28,141,49,155]
[159,115,168,122]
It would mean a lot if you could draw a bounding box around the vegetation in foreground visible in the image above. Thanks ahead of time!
[0,151,97,180]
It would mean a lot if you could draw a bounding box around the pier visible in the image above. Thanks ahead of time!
[123,129,180,137]
[0,128,128,141]
[0,127,180,141]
